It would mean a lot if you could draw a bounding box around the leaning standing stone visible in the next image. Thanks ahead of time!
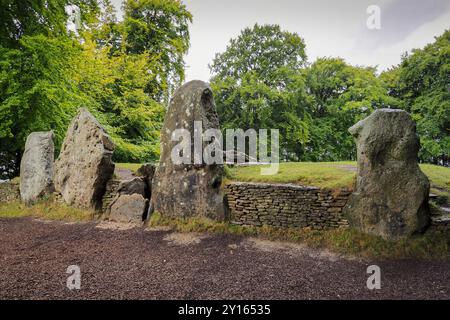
[54,108,115,210]
[343,109,430,239]
[20,131,55,204]
[150,80,226,220]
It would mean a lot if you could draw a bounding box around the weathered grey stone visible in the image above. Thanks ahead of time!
[136,163,156,180]
[109,194,147,224]
[54,108,115,210]
[117,177,147,197]
[20,132,55,204]
[150,80,225,220]
[343,109,430,239]
[224,182,350,230]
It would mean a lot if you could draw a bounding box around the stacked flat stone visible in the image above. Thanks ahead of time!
[225,182,350,230]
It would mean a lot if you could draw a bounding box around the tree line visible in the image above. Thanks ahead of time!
[210,24,449,165]
[0,1,448,179]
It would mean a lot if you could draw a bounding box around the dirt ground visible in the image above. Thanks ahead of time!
[0,217,449,300]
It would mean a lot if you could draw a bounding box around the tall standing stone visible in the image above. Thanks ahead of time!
[54,108,115,210]
[20,131,55,204]
[150,80,226,220]
[343,109,430,239]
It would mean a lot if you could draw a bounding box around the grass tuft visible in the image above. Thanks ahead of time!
[0,196,94,221]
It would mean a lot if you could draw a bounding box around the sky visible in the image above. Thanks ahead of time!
[111,0,450,81]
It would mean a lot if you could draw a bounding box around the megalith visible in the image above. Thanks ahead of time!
[343,109,430,239]
[54,108,115,210]
[20,131,55,204]
[150,80,226,220]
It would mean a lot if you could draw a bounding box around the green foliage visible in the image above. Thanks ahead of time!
[381,30,450,165]
[74,35,164,162]
[123,0,192,101]
[210,25,398,161]
[210,24,306,82]
[303,57,400,161]
[0,0,99,47]
[0,0,194,174]
[210,24,310,159]
[0,35,88,156]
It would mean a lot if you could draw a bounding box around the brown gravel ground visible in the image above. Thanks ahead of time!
[0,217,449,300]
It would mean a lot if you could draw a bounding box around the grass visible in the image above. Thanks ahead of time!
[0,196,94,221]
[148,212,450,260]
[419,164,450,204]
[227,161,450,192]
[118,161,450,200]
[2,161,447,259]
[226,161,357,189]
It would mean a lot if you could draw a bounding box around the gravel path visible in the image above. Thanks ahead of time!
[0,217,449,300]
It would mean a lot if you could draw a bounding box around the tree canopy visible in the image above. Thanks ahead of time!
[0,0,190,179]
[210,24,401,161]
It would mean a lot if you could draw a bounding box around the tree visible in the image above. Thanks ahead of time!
[381,30,450,165]
[123,0,192,102]
[0,35,89,178]
[303,57,400,161]
[0,0,99,47]
[74,34,164,162]
[0,0,174,178]
[210,24,309,160]
[210,24,306,85]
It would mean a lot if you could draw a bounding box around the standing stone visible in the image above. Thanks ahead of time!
[343,109,430,239]
[20,132,55,204]
[54,108,115,210]
[150,80,226,220]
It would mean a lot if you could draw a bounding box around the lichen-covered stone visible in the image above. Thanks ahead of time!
[150,80,225,220]
[54,108,115,210]
[109,193,147,224]
[19,132,55,204]
[343,109,430,239]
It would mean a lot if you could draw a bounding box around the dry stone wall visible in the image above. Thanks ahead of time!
[225,182,350,230]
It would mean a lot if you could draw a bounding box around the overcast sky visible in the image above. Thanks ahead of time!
[111,0,450,81]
